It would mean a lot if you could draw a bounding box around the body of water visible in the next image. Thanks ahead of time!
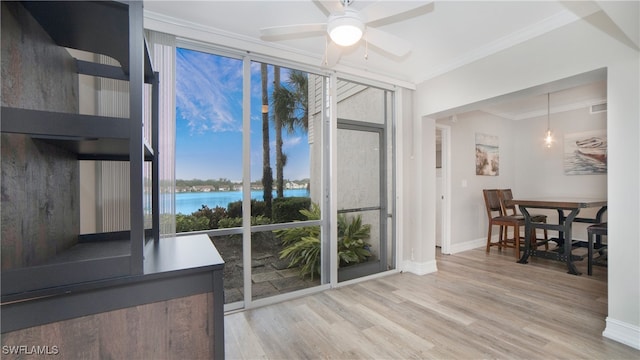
[175,189,310,214]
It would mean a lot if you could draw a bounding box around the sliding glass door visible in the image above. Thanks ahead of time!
[336,80,395,282]
[174,45,397,307]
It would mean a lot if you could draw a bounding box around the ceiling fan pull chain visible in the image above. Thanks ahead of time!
[324,37,328,65]
[365,35,369,60]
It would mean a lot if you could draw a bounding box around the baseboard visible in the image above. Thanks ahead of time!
[402,259,438,275]
[449,237,486,254]
[603,317,640,350]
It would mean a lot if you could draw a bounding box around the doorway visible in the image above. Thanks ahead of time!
[335,80,396,282]
[337,121,388,281]
[435,123,451,254]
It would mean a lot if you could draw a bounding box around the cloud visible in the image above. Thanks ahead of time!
[176,49,243,134]
[283,136,302,149]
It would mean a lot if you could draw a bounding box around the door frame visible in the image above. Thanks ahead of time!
[336,119,389,281]
[436,123,451,254]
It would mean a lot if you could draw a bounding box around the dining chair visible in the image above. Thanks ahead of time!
[498,189,549,250]
[483,189,526,259]
[587,222,607,275]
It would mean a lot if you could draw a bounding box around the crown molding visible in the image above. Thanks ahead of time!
[415,7,601,84]
[144,10,416,89]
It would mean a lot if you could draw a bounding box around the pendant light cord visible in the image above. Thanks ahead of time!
[547,93,550,131]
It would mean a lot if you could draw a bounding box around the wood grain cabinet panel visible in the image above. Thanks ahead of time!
[2,293,216,359]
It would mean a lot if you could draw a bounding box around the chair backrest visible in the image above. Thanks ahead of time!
[482,189,503,219]
[498,189,517,216]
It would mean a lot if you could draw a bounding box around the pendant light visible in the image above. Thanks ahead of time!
[545,93,553,148]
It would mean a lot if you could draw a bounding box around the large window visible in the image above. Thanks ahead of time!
[175,48,324,308]
[173,46,398,309]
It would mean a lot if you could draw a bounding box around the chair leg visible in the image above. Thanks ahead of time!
[588,230,594,276]
[486,224,493,253]
[513,223,520,259]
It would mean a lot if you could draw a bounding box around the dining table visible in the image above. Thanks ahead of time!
[505,197,607,275]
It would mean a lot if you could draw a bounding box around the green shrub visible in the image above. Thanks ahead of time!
[176,213,210,232]
[218,215,271,229]
[226,201,242,218]
[272,197,311,223]
[192,205,227,229]
[218,215,272,242]
[227,199,268,218]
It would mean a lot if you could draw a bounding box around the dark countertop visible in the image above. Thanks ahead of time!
[144,234,225,275]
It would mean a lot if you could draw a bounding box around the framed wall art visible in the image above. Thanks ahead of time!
[564,129,607,175]
[475,133,499,176]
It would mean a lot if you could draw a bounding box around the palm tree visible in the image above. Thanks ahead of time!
[273,66,284,198]
[261,63,273,216]
[271,69,309,197]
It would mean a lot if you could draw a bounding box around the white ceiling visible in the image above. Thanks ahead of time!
[143,0,615,118]
[475,79,607,121]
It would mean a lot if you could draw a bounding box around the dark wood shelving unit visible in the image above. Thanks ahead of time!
[1,0,157,296]
[1,1,224,357]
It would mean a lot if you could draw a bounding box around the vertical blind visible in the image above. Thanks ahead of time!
[96,30,177,236]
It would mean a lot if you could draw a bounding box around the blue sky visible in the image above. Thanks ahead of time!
[175,48,310,182]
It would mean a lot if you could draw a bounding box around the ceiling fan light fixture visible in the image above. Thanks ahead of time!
[328,10,364,47]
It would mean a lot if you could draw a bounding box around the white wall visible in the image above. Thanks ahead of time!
[436,111,517,248]
[401,108,438,275]
[437,106,608,247]
[412,10,640,349]
[514,106,607,240]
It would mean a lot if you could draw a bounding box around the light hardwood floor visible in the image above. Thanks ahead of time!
[224,247,639,359]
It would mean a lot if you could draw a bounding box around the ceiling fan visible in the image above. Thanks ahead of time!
[259,0,432,66]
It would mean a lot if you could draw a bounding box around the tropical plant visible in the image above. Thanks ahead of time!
[261,62,273,217]
[276,203,372,279]
[337,214,372,266]
[271,69,308,198]
[273,66,284,198]
[276,203,321,279]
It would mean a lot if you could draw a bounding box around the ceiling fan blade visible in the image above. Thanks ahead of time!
[362,1,433,24]
[314,0,345,16]
[364,27,411,57]
[260,23,327,40]
[322,40,342,67]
